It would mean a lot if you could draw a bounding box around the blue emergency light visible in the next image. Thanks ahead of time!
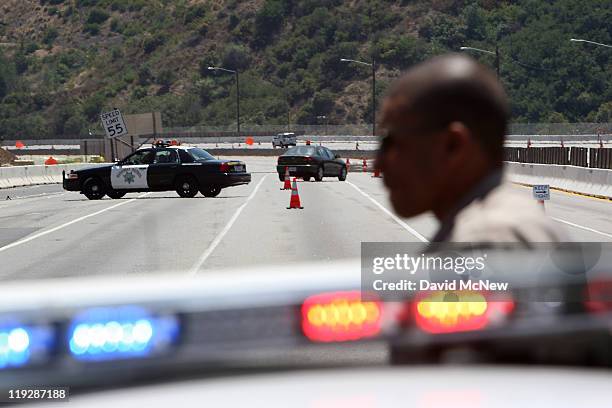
[68,307,179,361]
[0,324,54,369]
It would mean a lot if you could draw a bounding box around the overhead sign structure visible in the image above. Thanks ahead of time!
[532,184,550,201]
[100,109,128,139]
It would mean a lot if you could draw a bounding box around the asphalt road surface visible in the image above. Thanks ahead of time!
[1,157,611,281]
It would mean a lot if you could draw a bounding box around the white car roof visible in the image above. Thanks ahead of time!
[55,366,612,407]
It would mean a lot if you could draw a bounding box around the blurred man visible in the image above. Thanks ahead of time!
[376,54,565,243]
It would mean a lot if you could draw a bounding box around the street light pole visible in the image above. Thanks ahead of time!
[316,115,328,135]
[235,70,240,138]
[208,66,240,138]
[372,61,376,136]
[459,46,499,78]
[340,58,376,136]
[570,38,612,49]
[495,45,500,78]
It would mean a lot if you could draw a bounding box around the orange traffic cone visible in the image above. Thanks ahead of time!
[346,158,350,170]
[287,178,303,209]
[362,158,367,172]
[45,156,58,165]
[281,166,291,190]
[372,168,381,178]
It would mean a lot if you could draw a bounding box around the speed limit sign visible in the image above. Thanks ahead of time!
[100,108,128,139]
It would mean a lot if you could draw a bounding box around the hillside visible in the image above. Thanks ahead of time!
[0,0,610,139]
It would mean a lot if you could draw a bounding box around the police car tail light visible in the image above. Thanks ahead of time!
[584,279,612,314]
[68,307,179,361]
[414,291,514,334]
[0,324,53,369]
[301,291,382,342]
[219,163,230,172]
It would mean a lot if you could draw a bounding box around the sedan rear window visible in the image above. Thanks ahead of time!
[284,146,316,156]
[188,148,215,161]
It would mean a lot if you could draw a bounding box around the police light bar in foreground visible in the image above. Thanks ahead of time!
[414,291,514,334]
[68,307,179,361]
[301,291,382,342]
[0,324,53,369]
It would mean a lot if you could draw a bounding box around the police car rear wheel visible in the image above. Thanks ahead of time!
[107,190,126,199]
[83,177,105,200]
[201,186,221,198]
[338,167,347,181]
[175,176,199,198]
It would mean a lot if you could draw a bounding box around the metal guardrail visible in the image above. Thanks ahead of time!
[504,147,612,170]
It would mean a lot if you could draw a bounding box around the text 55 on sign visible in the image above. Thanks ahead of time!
[100,109,128,139]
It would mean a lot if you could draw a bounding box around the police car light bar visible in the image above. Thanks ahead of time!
[152,139,180,147]
[301,291,383,342]
[413,291,514,334]
[0,324,54,370]
[68,306,179,361]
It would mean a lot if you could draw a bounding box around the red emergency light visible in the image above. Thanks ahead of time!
[301,291,383,342]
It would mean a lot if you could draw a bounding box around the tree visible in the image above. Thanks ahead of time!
[254,0,286,46]
[0,50,16,99]
[221,44,251,71]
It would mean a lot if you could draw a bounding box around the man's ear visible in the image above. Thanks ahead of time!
[442,122,472,163]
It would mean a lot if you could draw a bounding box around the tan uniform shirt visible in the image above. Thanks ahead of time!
[432,171,567,244]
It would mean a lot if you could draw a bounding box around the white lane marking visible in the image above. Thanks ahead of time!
[190,175,268,274]
[0,192,66,208]
[551,217,612,239]
[13,192,66,200]
[346,181,429,243]
[510,184,612,238]
[0,193,151,253]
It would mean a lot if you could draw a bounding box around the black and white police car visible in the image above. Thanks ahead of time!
[63,141,251,200]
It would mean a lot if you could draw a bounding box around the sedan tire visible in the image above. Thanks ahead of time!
[200,185,222,198]
[83,177,106,200]
[107,190,127,199]
[175,175,199,198]
[338,167,347,181]
[314,166,324,182]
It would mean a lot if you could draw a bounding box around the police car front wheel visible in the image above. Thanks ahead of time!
[83,177,106,200]
[107,190,126,199]
[175,176,199,198]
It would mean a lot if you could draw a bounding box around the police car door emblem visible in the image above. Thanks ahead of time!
[124,171,136,184]
[115,168,142,184]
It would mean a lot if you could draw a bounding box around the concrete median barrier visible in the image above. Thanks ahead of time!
[505,162,612,199]
[0,164,109,189]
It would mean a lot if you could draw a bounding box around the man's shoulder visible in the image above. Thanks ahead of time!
[449,182,567,243]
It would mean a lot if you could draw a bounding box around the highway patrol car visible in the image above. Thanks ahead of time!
[63,141,251,200]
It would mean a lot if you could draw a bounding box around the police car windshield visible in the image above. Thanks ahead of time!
[284,146,316,156]
[188,148,215,161]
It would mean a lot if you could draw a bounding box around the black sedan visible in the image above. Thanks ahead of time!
[63,144,251,200]
[276,146,347,182]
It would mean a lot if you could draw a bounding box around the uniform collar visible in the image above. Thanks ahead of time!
[431,169,504,243]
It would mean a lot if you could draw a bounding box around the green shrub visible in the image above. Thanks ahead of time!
[109,18,122,32]
[86,9,109,25]
[83,23,100,35]
[143,34,166,54]
[43,28,59,46]
[185,4,207,24]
